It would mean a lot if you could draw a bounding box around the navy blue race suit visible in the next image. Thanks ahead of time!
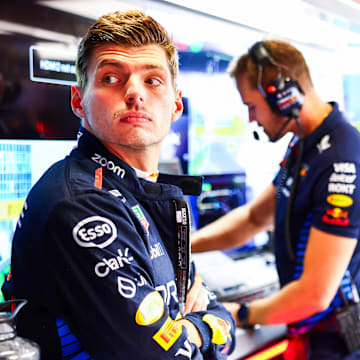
[2,127,236,360]
[274,103,360,358]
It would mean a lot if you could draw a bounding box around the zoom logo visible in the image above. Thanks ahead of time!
[91,153,125,178]
[73,216,117,248]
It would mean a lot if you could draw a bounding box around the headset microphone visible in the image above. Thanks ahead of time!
[270,115,295,142]
[252,114,294,142]
[248,121,266,142]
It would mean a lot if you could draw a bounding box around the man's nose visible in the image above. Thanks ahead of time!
[124,77,145,105]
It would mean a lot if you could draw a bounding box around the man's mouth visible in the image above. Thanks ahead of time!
[116,111,151,124]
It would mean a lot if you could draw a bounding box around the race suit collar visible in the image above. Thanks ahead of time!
[75,127,202,196]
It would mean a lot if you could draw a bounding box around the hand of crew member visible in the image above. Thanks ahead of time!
[222,302,241,327]
[184,273,210,314]
[223,301,256,330]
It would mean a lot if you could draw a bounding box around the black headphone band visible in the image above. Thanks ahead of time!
[249,41,276,67]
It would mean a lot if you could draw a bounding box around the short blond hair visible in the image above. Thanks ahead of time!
[76,10,179,90]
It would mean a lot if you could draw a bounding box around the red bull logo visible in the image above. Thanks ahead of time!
[322,207,349,226]
[326,208,348,218]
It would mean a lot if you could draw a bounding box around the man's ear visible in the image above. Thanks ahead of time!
[71,85,86,119]
[171,89,183,123]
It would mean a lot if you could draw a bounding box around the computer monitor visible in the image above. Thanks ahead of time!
[196,173,246,227]
[0,139,77,275]
[192,172,270,257]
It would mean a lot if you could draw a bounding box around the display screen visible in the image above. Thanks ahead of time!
[195,173,247,228]
[191,173,270,257]
[0,139,77,273]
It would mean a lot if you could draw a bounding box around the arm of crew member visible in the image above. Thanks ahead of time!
[191,183,276,253]
[225,227,357,326]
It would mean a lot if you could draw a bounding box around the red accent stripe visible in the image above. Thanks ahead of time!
[94,167,103,189]
[279,96,296,108]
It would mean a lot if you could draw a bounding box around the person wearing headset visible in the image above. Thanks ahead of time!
[191,40,360,359]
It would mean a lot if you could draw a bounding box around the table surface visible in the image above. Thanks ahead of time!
[228,324,288,359]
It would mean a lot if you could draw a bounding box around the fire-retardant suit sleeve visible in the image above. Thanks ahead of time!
[45,191,235,360]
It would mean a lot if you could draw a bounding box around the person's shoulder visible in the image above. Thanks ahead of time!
[32,158,68,191]
[31,154,101,200]
[330,118,360,155]
[309,115,360,172]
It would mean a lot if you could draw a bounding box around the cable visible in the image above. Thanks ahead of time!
[270,116,294,143]
[284,114,304,261]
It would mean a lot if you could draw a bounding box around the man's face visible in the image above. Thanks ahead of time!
[71,43,182,155]
[236,73,286,141]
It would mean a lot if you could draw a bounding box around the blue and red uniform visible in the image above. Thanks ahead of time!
[2,127,235,360]
[274,103,360,358]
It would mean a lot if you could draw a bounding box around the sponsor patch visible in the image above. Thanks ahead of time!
[117,275,137,299]
[333,162,356,174]
[150,242,165,260]
[328,183,356,195]
[322,215,349,226]
[153,317,182,351]
[329,173,356,183]
[325,208,348,219]
[202,314,231,345]
[156,280,178,305]
[137,275,147,287]
[72,216,117,248]
[322,208,349,226]
[91,153,126,178]
[132,205,149,234]
[94,248,134,278]
[317,134,331,153]
[135,291,164,326]
[327,194,353,207]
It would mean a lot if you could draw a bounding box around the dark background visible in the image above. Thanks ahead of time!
[0,0,232,139]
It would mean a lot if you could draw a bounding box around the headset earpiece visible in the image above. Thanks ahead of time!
[248,41,304,118]
[265,75,303,117]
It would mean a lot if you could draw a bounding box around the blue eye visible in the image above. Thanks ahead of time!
[103,75,118,84]
[146,78,161,86]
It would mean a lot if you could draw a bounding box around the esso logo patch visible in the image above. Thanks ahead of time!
[72,216,117,248]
